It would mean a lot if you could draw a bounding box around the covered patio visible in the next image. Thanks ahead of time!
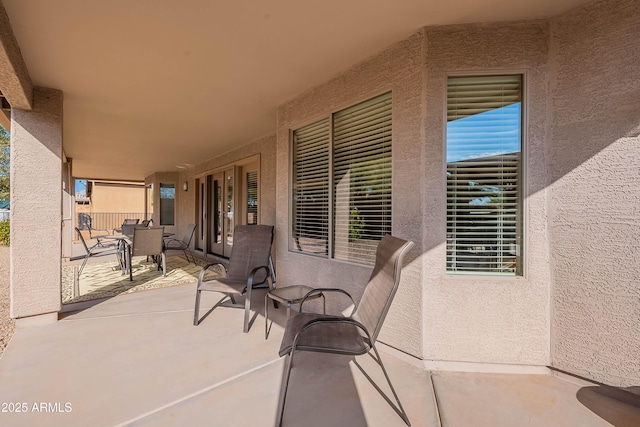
[1,285,638,426]
[1,0,639,425]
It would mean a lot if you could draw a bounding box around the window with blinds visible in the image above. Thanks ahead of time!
[291,92,392,265]
[446,75,523,275]
[246,170,258,225]
[333,93,392,264]
[292,118,330,256]
[159,183,175,226]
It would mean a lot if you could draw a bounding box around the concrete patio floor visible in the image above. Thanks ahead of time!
[0,284,638,426]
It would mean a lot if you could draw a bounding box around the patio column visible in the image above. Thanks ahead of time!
[10,87,63,326]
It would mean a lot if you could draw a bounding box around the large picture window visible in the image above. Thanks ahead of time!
[446,75,523,275]
[291,92,392,265]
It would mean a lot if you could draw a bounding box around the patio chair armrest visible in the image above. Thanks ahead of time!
[292,316,372,353]
[246,265,271,289]
[197,262,227,284]
[163,238,185,249]
[91,227,111,236]
[300,288,357,315]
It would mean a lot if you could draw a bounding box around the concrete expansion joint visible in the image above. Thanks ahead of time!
[429,373,443,427]
[113,357,283,427]
[60,309,195,322]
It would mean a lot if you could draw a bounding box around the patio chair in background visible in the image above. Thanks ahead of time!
[120,223,138,236]
[128,226,166,281]
[276,235,414,426]
[141,219,153,227]
[164,223,197,264]
[114,218,140,234]
[194,225,275,332]
[77,213,111,247]
[72,226,119,278]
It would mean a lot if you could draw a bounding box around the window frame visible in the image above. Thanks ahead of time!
[159,182,176,226]
[443,71,528,277]
[288,91,393,266]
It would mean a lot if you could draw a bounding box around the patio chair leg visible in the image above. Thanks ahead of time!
[161,253,166,277]
[194,289,201,326]
[370,344,411,426]
[243,286,252,333]
[277,352,296,427]
[78,255,89,278]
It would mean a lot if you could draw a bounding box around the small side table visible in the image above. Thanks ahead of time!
[265,285,325,339]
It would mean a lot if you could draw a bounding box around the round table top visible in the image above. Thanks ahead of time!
[267,285,317,303]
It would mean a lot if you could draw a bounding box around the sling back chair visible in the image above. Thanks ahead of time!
[128,226,166,281]
[164,223,197,264]
[77,213,111,249]
[114,218,140,234]
[73,226,119,278]
[194,224,276,332]
[277,235,414,426]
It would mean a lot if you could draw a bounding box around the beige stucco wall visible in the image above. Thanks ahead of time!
[276,22,554,364]
[163,0,638,386]
[422,22,552,365]
[10,87,63,318]
[84,182,145,213]
[276,33,426,358]
[548,0,640,387]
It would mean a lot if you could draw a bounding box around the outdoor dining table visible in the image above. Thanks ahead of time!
[102,232,175,281]
[101,234,133,279]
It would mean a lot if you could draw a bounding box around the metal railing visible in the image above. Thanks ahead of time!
[78,212,147,233]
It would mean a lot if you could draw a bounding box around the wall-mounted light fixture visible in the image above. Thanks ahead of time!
[183,181,188,192]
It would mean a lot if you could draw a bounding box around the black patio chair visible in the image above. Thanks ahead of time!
[194,225,275,332]
[276,235,414,426]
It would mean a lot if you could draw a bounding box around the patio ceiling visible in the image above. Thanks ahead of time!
[3,0,591,181]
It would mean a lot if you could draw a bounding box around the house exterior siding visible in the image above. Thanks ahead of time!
[548,0,640,387]
[276,32,426,358]
[270,0,637,386]
[10,87,63,319]
[422,21,551,366]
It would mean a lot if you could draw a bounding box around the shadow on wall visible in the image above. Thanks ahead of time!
[576,385,640,426]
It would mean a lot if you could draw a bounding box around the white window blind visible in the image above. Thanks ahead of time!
[446,75,523,275]
[291,92,392,265]
[292,118,330,256]
[246,170,258,225]
[333,92,392,264]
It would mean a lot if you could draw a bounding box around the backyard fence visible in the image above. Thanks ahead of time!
[78,212,147,233]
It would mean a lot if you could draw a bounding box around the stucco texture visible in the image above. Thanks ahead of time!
[10,87,62,318]
[548,0,640,387]
[276,33,425,358]
[422,21,552,366]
